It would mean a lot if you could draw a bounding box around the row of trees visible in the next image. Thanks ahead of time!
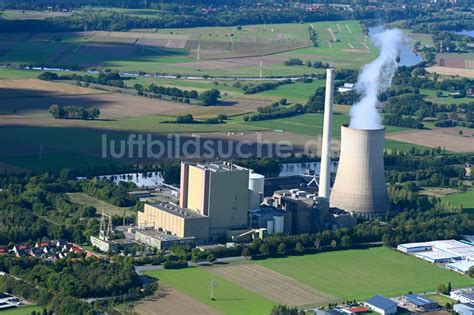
[244,103,306,122]
[243,80,292,95]
[40,71,126,88]
[48,104,100,120]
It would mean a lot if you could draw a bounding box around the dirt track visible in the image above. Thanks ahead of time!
[208,264,338,306]
[134,287,220,315]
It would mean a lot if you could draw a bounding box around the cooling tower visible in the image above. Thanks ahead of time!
[329,125,390,217]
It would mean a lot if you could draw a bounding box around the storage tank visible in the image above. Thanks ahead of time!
[273,216,284,234]
[329,125,390,217]
[249,172,265,209]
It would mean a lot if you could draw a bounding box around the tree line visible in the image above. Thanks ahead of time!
[48,104,100,120]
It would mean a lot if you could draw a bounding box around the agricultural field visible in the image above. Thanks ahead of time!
[442,187,474,212]
[143,247,473,315]
[257,247,474,301]
[420,89,474,105]
[386,127,474,153]
[143,267,275,315]
[0,20,377,76]
[0,306,43,314]
[427,66,474,78]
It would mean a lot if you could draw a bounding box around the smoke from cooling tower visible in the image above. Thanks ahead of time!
[349,28,404,130]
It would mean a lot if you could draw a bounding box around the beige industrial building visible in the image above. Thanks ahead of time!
[137,162,262,243]
[180,162,250,238]
[137,202,210,241]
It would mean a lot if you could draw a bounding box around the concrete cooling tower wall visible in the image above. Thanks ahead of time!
[329,125,390,217]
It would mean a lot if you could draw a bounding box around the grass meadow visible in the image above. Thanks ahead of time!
[0,306,43,315]
[143,267,275,315]
[257,247,474,300]
[442,187,474,212]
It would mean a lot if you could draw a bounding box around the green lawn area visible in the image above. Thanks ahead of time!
[246,113,406,138]
[423,294,456,306]
[143,267,275,315]
[257,80,325,103]
[67,192,135,216]
[0,306,43,315]
[89,115,263,133]
[420,89,473,105]
[257,247,474,301]
[442,187,474,212]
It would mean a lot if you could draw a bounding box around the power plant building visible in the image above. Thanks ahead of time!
[180,162,251,238]
[330,125,391,217]
[137,202,210,241]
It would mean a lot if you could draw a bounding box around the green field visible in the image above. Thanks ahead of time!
[143,247,473,314]
[246,113,407,137]
[257,80,325,103]
[0,306,43,315]
[257,247,474,300]
[143,267,275,315]
[68,192,135,216]
[420,89,473,105]
[443,187,474,212]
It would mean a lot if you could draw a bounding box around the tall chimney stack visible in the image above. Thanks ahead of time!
[318,68,335,199]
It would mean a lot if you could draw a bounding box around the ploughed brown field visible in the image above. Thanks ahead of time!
[134,287,219,315]
[386,127,474,153]
[427,66,474,78]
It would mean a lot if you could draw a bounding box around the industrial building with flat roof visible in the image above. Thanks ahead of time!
[402,294,439,312]
[454,303,474,315]
[134,228,195,250]
[446,260,474,274]
[180,162,251,239]
[364,295,397,315]
[137,202,210,241]
[451,288,474,304]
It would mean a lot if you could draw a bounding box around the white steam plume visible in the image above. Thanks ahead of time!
[349,28,403,130]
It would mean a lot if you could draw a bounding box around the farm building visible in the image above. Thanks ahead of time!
[454,303,474,315]
[402,294,439,312]
[364,295,397,315]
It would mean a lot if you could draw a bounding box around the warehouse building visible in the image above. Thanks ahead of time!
[402,294,439,312]
[415,249,462,263]
[454,303,474,315]
[364,295,397,315]
[397,242,432,253]
[446,260,474,274]
[451,288,474,304]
